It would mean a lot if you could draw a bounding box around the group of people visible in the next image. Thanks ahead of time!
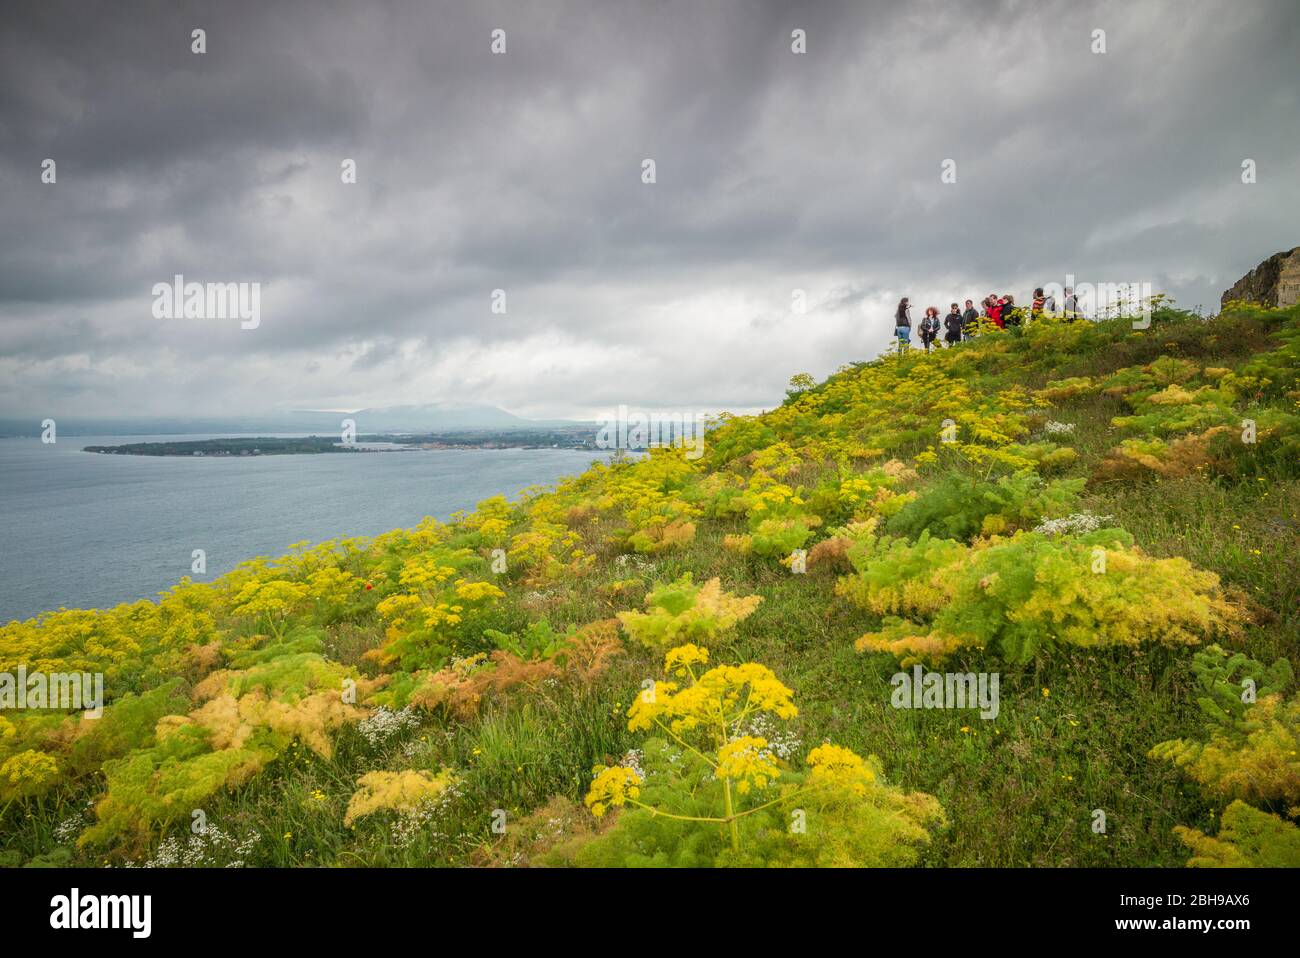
[893,287,1084,351]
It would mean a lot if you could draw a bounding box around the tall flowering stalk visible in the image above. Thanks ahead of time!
[585,643,883,854]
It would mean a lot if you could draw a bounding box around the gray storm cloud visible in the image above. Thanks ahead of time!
[1,0,1297,419]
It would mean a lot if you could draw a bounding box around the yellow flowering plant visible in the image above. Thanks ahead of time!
[845,528,1244,666]
[364,545,504,670]
[582,644,943,862]
[0,749,60,806]
[1172,800,1300,867]
[616,574,762,651]
[230,579,309,639]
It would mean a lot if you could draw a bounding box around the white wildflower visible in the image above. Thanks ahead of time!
[1033,512,1114,535]
[53,815,84,845]
[614,554,657,574]
[732,713,802,762]
[357,706,421,747]
[137,824,261,868]
[391,783,461,848]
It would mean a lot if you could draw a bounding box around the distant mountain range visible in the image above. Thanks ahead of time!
[0,402,589,438]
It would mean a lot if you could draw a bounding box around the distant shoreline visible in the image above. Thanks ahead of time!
[83,432,599,457]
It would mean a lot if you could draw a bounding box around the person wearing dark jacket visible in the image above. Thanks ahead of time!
[962,299,979,338]
[894,297,912,350]
[919,307,941,351]
[943,304,964,346]
[1001,294,1019,327]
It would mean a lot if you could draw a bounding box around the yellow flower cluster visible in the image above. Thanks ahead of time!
[398,555,458,590]
[584,765,642,818]
[628,657,797,740]
[0,749,60,801]
[663,643,709,676]
[715,736,780,794]
[807,743,877,796]
[454,580,505,603]
[230,579,309,634]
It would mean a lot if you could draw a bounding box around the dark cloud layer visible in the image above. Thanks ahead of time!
[1,0,1297,418]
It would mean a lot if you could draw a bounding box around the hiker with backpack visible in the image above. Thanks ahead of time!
[919,307,941,351]
[894,297,912,350]
[944,303,964,346]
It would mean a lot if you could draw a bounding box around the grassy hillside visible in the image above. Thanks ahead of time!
[3,301,1299,868]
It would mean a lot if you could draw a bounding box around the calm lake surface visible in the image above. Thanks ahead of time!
[0,435,604,623]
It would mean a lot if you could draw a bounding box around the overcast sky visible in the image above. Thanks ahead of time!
[1,0,1297,420]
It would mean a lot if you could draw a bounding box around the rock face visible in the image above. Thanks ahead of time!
[1221,246,1300,310]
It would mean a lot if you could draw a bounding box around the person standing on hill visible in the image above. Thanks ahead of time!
[989,296,1005,328]
[1042,288,1057,315]
[894,297,912,350]
[1002,294,1019,327]
[962,299,980,338]
[1032,287,1046,320]
[919,307,941,351]
[944,303,964,346]
[1063,286,1080,320]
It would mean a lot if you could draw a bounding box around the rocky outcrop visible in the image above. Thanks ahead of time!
[1221,246,1300,310]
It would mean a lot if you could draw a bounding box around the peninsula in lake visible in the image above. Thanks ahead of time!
[84,427,599,457]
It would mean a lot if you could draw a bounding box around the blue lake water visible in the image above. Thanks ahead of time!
[0,436,605,623]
